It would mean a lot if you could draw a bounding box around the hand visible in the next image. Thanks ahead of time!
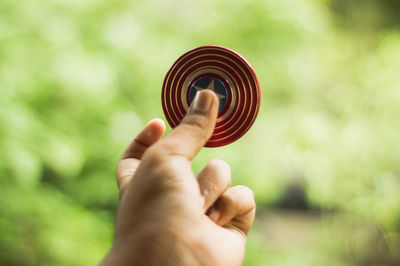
[101,90,256,266]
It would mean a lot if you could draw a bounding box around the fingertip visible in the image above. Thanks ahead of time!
[146,118,166,137]
[207,159,231,175]
[122,118,166,160]
[147,118,165,128]
[147,118,166,130]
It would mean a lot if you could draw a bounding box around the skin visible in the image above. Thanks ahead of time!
[101,90,256,266]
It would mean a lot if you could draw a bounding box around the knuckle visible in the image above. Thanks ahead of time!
[241,186,256,209]
[249,198,256,211]
[222,192,237,207]
[233,185,256,210]
[209,159,230,171]
[236,185,254,197]
[208,159,231,186]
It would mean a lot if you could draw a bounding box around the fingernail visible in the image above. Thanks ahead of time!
[192,90,212,112]
[209,209,220,222]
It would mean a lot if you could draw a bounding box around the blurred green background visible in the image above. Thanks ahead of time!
[1,0,400,265]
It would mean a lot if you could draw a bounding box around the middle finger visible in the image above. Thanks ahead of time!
[197,159,231,212]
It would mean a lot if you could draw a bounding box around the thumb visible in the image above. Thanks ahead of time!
[158,89,219,160]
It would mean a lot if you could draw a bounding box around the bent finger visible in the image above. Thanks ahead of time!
[197,159,231,212]
[121,118,166,160]
[209,185,256,236]
[117,119,166,191]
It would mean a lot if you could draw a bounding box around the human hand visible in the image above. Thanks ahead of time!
[101,90,256,266]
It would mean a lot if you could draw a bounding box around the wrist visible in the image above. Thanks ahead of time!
[101,222,208,266]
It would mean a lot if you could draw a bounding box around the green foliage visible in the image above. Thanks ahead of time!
[1,0,399,265]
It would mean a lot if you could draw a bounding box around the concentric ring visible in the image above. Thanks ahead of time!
[161,46,261,147]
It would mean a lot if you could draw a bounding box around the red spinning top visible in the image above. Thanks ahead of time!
[161,46,261,147]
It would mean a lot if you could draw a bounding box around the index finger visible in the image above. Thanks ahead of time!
[157,90,219,161]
